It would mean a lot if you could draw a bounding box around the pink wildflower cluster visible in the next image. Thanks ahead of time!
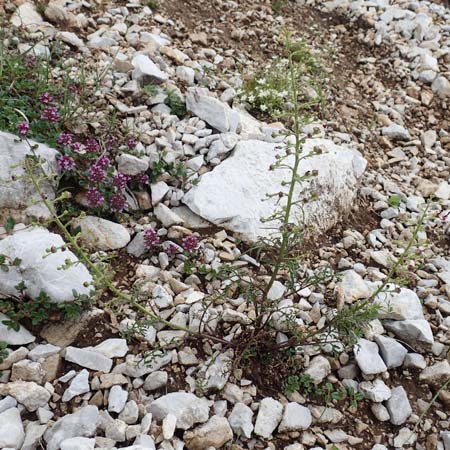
[182,235,200,252]
[143,228,160,249]
[41,106,60,122]
[17,122,30,136]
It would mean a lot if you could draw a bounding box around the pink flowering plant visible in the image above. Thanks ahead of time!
[55,133,149,215]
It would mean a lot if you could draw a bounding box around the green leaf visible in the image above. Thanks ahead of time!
[4,217,15,232]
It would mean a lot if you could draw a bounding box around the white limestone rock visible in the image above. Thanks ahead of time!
[0,381,51,411]
[0,313,35,345]
[254,397,283,439]
[149,392,209,430]
[64,346,113,373]
[184,415,233,450]
[386,386,412,425]
[71,216,130,251]
[354,339,387,375]
[0,407,24,449]
[183,138,366,242]
[186,87,241,133]
[44,405,100,450]
[132,54,168,84]
[228,402,254,438]
[0,131,58,222]
[62,369,90,402]
[279,403,312,432]
[374,288,424,320]
[0,228,93,303]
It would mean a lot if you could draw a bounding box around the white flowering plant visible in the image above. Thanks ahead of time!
[238,39,324,121]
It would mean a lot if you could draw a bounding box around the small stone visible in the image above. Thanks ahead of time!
[304,355,331,383]
[22,421,47,450]
[384,319,434,346]
[162,413,177,440]
[354,339,387,375]
[71,217,130,251]
[228,402,254,438]
[144,371,168,391]
[419,361,450,385]
[108,385,128,414]
[119,400,139,424]
[154,203,184,227]
[336,270,369,306]
[254,397,283,438]
[149,392,209,430]
[64,346,113,373]
[62,369,90,402]
[117,153,149,176]
[279,402,312,432]
[386,386,412,425]
[371,403,390,422]
[0,407,24,449]
[132,53,168,84]
[60,437,95,450]
[375,335,408,368]
[0,381,51,411]
[382,123,410,140]
[404,353,427,369]
[0,313,35,345]
[359,379,391,402]
[184,415,233,450]
[44,406,100,450]
[94,339,128,358]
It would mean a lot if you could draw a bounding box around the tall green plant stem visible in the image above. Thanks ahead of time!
[260,48,303,308]
[25,158,230,347]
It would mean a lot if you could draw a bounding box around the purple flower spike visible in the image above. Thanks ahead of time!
[113,173,131,191]
[39,92,54,104]
[17,121,30,136]
[88,164,106,183]
[58,132,73,146]
[182,235,199,252]
[143,228,160,249]
[109,193,128,212]
[86,187,104,208]
[58,155,76,171]
[41,106,60,122]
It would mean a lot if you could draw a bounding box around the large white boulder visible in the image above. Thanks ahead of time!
[0,227,93,303]
[0,131,58,223]
[183,138,367,242]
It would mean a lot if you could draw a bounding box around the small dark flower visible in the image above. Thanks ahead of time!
[109,193,128,212]
[57,155,76,171]
[58,132,73,146]
[182,235,199,252]
[70,142,83,153]
[95,155,110,170]
[17,121,30,136]
[41,106,60,122]
[166,243,180,256]
[25,55,37,68]
[127,138,137,149]
[86,187,104,208]
[143,228,160,249]
[85,138,100,153]
[68,84,78,93]
[39,92,54,104]
[113,173,130,191]
[88,164,106,183]
[134,173,149,185]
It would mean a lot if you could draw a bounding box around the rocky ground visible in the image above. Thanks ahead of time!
[0,0,450,449]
